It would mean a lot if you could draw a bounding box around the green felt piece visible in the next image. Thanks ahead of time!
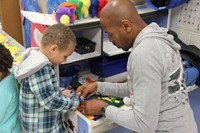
[91,95,124,107]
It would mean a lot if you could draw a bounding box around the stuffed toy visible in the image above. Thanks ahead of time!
[60,15,70,25]
[97,0,108,18]
[55,6,75,24]
[89,0,99,18]
[79,0,91,18]
[58,2,77,21]
[68,0,83,20]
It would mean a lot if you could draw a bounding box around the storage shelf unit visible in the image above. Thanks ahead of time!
[63,27,102,64]
[68,6,168,60]
[69,17,100,31]
[21,6,168,63]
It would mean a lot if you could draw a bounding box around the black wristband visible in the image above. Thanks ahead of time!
[101,104,109,117]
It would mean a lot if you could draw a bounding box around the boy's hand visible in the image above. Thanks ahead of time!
[62,91,70,97]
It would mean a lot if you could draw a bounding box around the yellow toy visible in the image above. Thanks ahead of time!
[60,15,70,25]
[79,0,90,18]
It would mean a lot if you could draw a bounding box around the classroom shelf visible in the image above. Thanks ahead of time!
[21,5,168,63]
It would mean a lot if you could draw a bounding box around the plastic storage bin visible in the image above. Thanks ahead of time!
[183,60,199,86]
[75,37,96,55]
[90,54,129,78]
[59,65,81,88]
[146,0,188,10]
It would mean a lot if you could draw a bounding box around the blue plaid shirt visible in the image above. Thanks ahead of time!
[19,64,79,133]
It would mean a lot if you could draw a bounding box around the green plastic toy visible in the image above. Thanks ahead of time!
[68,0,83,20]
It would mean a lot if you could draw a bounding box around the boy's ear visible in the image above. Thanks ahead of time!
[49,44,58,53]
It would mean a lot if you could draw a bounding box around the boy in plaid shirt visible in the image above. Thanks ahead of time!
[14,24,79,132]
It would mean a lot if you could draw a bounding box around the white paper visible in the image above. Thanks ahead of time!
[21,10,57,26]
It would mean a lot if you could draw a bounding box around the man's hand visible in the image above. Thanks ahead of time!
[80,99,108,115]
[76,82,97,99]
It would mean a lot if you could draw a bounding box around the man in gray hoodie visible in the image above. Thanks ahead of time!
[76,0,198,132]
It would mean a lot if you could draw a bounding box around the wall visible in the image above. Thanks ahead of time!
[169,0,200,48]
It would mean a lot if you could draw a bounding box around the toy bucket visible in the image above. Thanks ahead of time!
[59,65,81,88]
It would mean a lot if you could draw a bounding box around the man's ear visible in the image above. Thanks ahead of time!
[121,19,132,33]
[49,44,58,53]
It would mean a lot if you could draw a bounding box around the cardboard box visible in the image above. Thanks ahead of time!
[0,0,23,45]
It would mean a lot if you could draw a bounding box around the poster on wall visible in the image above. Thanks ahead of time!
[176,0,200,32]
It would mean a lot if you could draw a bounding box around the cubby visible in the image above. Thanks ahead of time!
[63,27,102,64]
[62,5,168,63]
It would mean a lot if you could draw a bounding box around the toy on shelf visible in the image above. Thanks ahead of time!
[89,0,99,18]
[58,1,77,21]
[68,0,83,20]
[60,14,71,25]
[97,0,108,18]
[54,7,73,25]
[79,0,91,18]
[54,2,76,25]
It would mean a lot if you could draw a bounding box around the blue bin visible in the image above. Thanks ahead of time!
[183,60,199,86]
[146,0,188,10]
[59,65,81,87]
[184,67,199,86]
[90,54,129,78]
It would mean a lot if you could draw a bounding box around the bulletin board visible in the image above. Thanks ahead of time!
[0,30,25,66]
[170,0,200,33]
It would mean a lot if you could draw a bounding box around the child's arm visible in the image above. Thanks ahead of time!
[0,89,12,120]
[28,65,79,111]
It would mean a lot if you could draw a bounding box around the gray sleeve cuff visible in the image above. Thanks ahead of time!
[105,105,120,121]
[96,82,105,95]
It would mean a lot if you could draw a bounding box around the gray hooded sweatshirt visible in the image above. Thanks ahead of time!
[14,48,50,82]
[96,23,198,133]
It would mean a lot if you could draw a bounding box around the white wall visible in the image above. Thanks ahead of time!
[169,0,200,49]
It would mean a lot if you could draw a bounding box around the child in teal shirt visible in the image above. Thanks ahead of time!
[0,44,21,133]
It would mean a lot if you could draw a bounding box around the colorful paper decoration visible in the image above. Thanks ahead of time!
[0,32,23,66]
